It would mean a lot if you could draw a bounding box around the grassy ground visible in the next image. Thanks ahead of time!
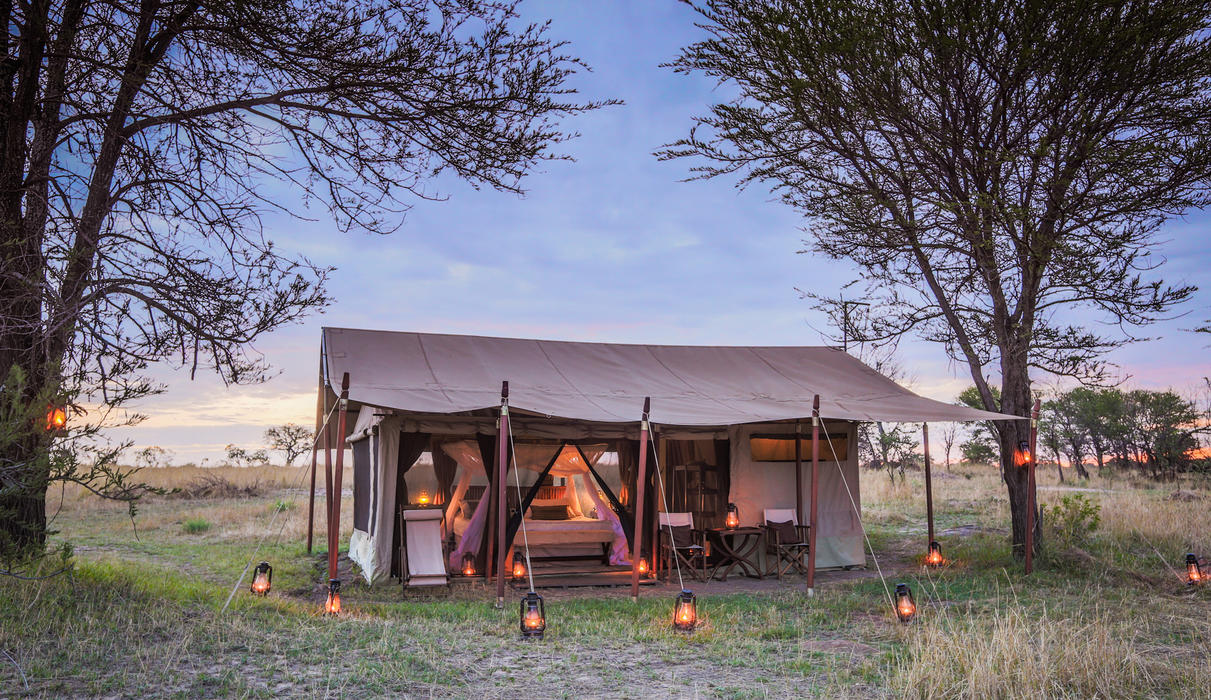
[2,464,1210,698]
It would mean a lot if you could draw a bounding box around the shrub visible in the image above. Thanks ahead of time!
[271,499,296,513]
[182,518,211,534]
[1042,494,1101,548]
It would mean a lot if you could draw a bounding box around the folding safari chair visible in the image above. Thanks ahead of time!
[762,508,811,580]
[658,512,707,582]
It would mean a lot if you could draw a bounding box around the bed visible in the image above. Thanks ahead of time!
[451,512,616,547]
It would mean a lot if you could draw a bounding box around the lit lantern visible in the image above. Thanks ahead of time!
[461,553,476,577]
[1186,553,1204,586]
[45,406,67,432]
[1014,440,1032,468]
[894,583,916,623]
[250,561,272,595]
[324,578,341,615]
[512,558,526,583]
[416,490,431,506]
[673,589,697,631]
[925,541,943,568]
[520,591,546,638]
[637,557,650,577]
[724,503,740,529]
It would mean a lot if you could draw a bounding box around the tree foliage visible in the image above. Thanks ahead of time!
[264,423,313,466]
[665,0,1211,554]
[0,0,608,557]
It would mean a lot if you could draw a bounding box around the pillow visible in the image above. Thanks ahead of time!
[668,524,697,549]
[767,519,799,545]
[529,497,567,508]
[459,502,472,519]
[529,504,570,521]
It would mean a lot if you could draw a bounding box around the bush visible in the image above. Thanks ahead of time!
[1042,494,1101,548]
[182,518,211,534]
[271,499,296,513]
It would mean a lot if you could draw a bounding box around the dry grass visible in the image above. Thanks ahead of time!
[893,601,1211,698]
[12,461,1211,698]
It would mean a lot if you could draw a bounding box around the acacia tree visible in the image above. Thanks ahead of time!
[264,423,312,466]
[0,0,608,557]
[665,0,1210,555]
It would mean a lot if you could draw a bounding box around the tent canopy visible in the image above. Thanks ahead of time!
[322,327,1019,425]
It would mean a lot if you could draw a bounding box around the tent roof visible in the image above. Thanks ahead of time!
[321,327,1020,425]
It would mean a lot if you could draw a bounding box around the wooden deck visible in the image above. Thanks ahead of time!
[508,562,660,589]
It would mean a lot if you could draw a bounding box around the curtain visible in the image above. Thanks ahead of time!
[574,445,630,565]
[474,433,498,569]
[444,440,488,570]
[431,438,458,505]
[390,432,431,578]
[504,443,565,551]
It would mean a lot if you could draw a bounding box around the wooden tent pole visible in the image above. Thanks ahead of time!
[795,421,803,526]
[495,381,510,605]
[923,423,934,546]
[807,395,820,595]
[307,370,326,553]
[328,372,350,581]
[1025,398,1040,575]
[322,404,333,560]
[631,397,651,601]
[306,439,319,553]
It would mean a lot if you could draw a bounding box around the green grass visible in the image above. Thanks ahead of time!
[3,468,1209,697]
[182,518,212,534]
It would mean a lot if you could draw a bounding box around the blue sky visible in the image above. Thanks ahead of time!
[111,2,1211,465]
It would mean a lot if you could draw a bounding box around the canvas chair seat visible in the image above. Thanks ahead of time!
[763,508,810,580]
[658,512,708,582]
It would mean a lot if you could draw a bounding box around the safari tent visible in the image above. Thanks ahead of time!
[311,328,1014,590]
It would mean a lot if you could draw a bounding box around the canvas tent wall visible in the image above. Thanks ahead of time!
[318,328,1019,585]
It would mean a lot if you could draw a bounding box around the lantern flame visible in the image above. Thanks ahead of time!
[45,406,66,432]
[673,590,697,632]
[725,513,739,528]
[894,583,916,623]
[637,558,649,576]
[512,560,526,581]
[417,491,431,506]
[462,562,476,576]
[524,608,543,629]
[324,579,341,615]
[925,541,943,567]
[1187,554,1203,586]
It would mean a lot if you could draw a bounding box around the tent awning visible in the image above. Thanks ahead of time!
[321,327,1021,425]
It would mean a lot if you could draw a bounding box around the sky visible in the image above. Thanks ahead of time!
[109,2,1211,465]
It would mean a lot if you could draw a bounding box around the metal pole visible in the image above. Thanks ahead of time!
[1025,398,1040,575]
[807,395,820,595]
[631,397,651,602]
[495,382,510,605]
[923,423,934,545]
[328,372,350,581]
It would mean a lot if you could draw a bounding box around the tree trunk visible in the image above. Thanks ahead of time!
[0,437,50,556]
[998,370,1040,559]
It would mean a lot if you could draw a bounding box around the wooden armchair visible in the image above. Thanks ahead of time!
[762,508,810,580]
[658,512,708,582]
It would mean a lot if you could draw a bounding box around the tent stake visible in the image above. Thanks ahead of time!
[807,395,820,596]
[631,397,651,602]
[923,423,934,547]
[328,372,350,581]
[1025,398,1040,575]
[495,381,509,606]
